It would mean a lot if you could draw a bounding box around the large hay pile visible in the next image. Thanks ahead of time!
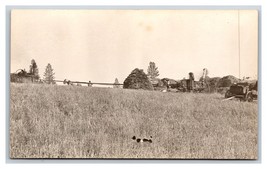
[123,68,154,90]
[217,75,240,87]
[196,76,239,93]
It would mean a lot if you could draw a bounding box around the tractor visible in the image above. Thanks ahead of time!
[225,81,257,102]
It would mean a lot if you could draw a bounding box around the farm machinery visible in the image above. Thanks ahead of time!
[154,69,210,93]
[10,69,39,83]
[224,81,258,102]
[177,78,206,93]
[176,69,209,93]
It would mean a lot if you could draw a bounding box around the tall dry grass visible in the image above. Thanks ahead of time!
[10,83,258,159]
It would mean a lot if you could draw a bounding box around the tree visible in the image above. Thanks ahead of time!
[43,63,55,84]
[147,62,159,80]
[113,78,120,88]
[123,68,153,90]
[29,59,39,79]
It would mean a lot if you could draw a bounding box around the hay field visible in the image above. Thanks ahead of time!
[9,83,258,159]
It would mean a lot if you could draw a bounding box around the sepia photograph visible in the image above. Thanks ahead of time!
[9,9,258,159]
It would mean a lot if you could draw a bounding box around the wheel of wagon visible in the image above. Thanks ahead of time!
[225,90,231,98]
[246,91,253,102]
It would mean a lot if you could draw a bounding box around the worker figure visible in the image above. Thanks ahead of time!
[63,79,73,85]
[167,80,171,91]
[88,81,92,87]
[189,72,194,91]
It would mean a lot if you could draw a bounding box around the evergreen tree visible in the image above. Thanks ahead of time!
[43,63,55,84]
[29,59,39,79]
[113,78,120,88]
[147,62,159,80]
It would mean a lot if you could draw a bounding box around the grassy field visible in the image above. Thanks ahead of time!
[9,83,258,159]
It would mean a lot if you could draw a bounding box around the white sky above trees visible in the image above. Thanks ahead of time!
[11,10,258,83]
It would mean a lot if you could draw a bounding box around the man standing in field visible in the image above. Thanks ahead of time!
[189,72,194,92]
[167,80,171,91]
[88,81,92,87]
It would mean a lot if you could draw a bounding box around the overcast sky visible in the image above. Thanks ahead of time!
[11,10,258,83]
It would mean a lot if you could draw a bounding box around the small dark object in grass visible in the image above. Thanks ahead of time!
[132,136,153,143]
[143,138,152,143]
[136,138,141,143]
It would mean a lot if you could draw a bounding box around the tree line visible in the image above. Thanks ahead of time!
[25,59,160,86]
[26,59,55,84]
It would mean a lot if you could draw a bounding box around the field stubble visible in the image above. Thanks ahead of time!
[10,83,258,159]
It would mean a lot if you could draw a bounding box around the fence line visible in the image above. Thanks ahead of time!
[52,79,123,86]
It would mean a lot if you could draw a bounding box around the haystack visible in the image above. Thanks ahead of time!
[123,68,154,90]
[217,75,240,87]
